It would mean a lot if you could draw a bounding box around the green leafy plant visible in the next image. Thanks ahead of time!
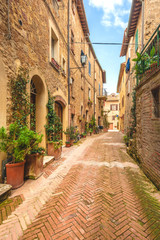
[103,115,110,129]
[45,91,62,144]
[89,115,97,131]
[0,122,43,163]
[53,140,63,150]
[64,126,77,140]
[10,67,34,128]
[132,46,158,81]
[30,147,45,155]
[123,135,130,147]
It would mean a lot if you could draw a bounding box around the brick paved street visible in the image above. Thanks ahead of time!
[0,132,160,239]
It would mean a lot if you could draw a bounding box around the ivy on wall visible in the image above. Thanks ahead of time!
[10,67,34,128]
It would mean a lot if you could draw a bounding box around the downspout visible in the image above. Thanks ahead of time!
[67,0,70,127]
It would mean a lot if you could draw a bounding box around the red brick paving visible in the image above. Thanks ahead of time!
[20,132,160,240]
[0,195,24,225]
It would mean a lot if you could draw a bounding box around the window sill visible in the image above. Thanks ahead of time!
[50,58,60,72]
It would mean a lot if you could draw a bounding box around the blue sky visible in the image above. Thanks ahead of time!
[83,0,132,94]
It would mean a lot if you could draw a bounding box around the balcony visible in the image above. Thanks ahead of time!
[137,24,160,84]
[97,89,107,101]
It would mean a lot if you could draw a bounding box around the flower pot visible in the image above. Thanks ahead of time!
[25,154,43,180]
[103,128,108,132]
[65,142,71,147]
[47,142,62,160]
[6,161,25,189]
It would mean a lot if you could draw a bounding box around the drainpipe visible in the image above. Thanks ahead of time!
[67,0,70,127]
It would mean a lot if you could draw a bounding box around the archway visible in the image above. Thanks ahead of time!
[30,75,47,147]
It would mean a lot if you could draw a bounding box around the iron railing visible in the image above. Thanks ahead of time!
[137,24,160,84]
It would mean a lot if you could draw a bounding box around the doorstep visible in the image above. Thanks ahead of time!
[0,184,12,203]
[43,156,55,168]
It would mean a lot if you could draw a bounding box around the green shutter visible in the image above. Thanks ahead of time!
[135,29,138,52]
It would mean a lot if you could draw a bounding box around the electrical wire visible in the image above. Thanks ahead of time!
[73,42,141,46]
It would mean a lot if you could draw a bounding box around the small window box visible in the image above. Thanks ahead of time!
[51,58,60,71]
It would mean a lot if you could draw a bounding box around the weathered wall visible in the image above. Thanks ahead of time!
[136,71,160,190]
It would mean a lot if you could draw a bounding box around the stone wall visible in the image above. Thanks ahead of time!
[0,0,105,181]
[136,70,160,190]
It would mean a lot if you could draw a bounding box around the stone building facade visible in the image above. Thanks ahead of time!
[117,63,126,133]
[119,0,160,189]
[104,94,119,131]
[0,0,106,182]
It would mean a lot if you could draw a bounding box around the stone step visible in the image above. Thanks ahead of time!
[0,184,12,203]
[43,156,55,168]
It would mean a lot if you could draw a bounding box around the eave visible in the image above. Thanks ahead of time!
[120,28,129,57]
[127,0,142,37]
[77,0,90,36]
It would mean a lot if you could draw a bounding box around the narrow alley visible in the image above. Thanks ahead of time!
[1,132,160,240]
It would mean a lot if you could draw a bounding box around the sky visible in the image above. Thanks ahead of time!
[83,0,132,94]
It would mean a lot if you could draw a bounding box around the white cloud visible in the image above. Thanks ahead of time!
[88,0,130,29]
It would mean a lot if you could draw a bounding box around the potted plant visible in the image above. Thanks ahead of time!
[89,129,93,136]
[103,115,110,132]
[65,141,71,147]
[132,46,158,82]
[0,122,43,189]
[45,92,63,160]
[25,147,45,179]
[64,126,76,146]
[82,132,87,138]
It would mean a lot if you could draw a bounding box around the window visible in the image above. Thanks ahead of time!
[71,78,75,98]
[122,96,124,107]
[62,57,66,74]
[81,106,83,116]
[50,27,59,70]
[71,30,74,54]
[135,29,138,52]
[99,83,101,95]
[152,86,160,118]
[88,61,91,76]
[110,104,118,111]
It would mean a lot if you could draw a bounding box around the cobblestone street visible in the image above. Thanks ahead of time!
[0,132,160,240]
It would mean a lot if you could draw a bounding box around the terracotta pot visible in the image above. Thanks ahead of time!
[83,135,86,138]
[48,142,62,160]
[6,161,25,189]
[103,128,108,132]
[25,154,43,179]
[65,143,71,147]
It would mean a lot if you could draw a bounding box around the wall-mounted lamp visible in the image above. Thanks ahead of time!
[81,50,87,66]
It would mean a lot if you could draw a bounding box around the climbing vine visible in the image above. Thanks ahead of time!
[45,91,62,142]
[10,67,34,128]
